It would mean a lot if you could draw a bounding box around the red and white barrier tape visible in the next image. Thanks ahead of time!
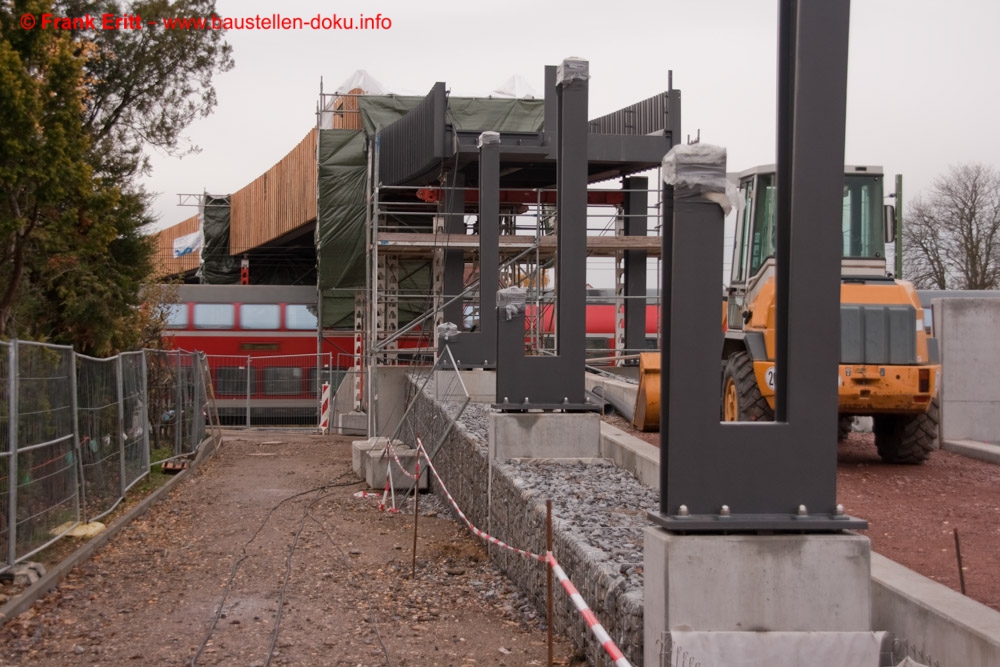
[548,552,632,667]
[415,439,546,564]
[384,440,421,481]
[377,438,630,667]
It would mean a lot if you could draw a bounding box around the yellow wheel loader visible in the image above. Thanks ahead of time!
[721,165,940,463]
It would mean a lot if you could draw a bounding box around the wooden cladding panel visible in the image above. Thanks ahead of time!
[230,128,318,252]
[331,90,363,130]
[153,214,200,278]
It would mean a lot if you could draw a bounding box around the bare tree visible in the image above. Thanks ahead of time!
[903,163,1000,289]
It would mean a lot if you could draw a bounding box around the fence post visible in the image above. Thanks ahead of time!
[192,353,203,446]
[245,356,252,428]
[116,354,126,499]
[7,341,18,566]
[174,349,182,457]
[140,350,150,471]
[70,350,85,524]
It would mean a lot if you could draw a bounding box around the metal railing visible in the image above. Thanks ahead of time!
[0,340,215,571]
[202,353,333,427]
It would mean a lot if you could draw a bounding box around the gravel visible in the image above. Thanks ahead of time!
[505,458,658,591]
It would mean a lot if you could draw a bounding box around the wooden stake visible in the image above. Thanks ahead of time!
[547,499,553,667]
[412,459,420,580]
[954,527,966,595]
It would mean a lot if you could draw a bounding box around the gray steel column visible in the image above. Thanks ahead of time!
[442,132,500,368]
[442,171,466,326]
[651,0,862,530]
[494,57,592,410]
[623,176,648,355]
[554,57,588,375]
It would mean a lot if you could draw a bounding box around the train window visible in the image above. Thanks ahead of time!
[193,303,235,329]
[240,304,280,330]
[164,304,187,329]
[585,337,610,351]
[216,367,247,395]
[262,367,303,395]
[286,305,318,330]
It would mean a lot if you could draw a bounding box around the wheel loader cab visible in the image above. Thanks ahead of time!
[727,165,890,323]
[721,165,942,464]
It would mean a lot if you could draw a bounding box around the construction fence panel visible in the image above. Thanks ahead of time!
[144,349,185,458]
[205,353,329,427]
[177,354,201,456]
[0,342,11,569]
[121,351,150,493]
[76,354,124,522]
[13,342,80,562]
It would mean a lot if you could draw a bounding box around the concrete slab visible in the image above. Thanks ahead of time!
[337,411,367,435]
[942,439,1000,466]
[935,298,1000,441]
[644,529,871,666]
[598,422,660,489]
[872,552,1000,667]
[351,437,400,476]
[584,374,639,421]
[364,445,428,491]
[488,412,600,460]
[435,369,496,404]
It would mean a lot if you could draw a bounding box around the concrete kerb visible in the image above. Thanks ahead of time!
[0,433,222,624]
[942,440,1000,466]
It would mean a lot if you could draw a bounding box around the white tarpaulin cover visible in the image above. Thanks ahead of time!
[172,230,202,258]
[668,630,886,667]
[492,74,538,99]
[333,69,386,95]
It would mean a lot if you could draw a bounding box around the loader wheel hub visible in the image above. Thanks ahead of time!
[724,378,739,422]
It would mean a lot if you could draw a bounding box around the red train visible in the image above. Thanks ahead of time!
[161,285,659,423]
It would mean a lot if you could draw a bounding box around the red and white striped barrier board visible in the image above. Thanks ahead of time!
[319,382,330,434]
[415,439,546,563]
[548,552,632,667]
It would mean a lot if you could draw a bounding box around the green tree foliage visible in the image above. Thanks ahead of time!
[904,163,1000,290]
[0,0,232,354]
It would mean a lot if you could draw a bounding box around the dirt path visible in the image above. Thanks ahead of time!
[0,431,577,666]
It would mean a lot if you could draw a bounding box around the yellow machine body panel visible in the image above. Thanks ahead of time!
[744,277,939,414]
[631,352,661,431]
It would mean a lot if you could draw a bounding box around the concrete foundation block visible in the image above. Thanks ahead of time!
[644,529,871,667]
[488,412,600,460]
[351,437,401,476]
[364,445,428,491]
[435,370,496,404]
[337,411,367,435]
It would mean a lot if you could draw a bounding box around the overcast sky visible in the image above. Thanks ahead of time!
[143,0,1000,279]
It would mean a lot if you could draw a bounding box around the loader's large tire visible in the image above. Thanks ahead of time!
[873,399,940,464]
[721,352,774,422]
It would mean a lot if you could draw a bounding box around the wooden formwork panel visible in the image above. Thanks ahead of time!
[153,214,200,279]
[230,128,318,253]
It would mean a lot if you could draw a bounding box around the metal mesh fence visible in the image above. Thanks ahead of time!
[0,341,214,571]
[144,349,182,458]
[13,342,79,562]
[204,353,331,427]
[0,342,11,569]
[121,352,149,492]
[76,355,123,521]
